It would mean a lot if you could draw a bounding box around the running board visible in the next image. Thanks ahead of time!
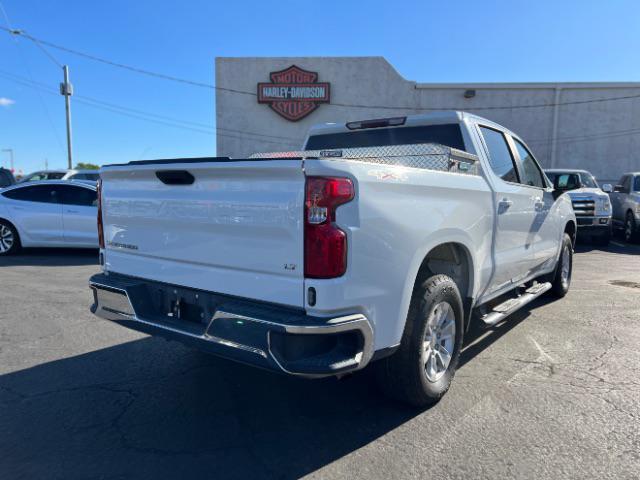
[481,282,552,326]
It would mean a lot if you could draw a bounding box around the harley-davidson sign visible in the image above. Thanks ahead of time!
[257,65,330,121]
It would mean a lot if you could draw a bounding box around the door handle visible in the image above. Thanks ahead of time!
[498,198,513,210]
[65,209,80,214]
[534,198,545,211]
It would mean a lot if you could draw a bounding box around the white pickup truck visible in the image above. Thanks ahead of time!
[89,111,576,406]
[544,169,613,245]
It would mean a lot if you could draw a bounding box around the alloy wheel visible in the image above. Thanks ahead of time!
[423,301,456,382]
[560,243,571,287]
[0,225,14,253]
[625,217,633,242]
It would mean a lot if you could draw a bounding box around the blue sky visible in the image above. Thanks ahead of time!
[1,0,639,174]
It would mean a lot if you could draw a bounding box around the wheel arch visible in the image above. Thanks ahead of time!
[564,220,576,247]
[399,236,478,338]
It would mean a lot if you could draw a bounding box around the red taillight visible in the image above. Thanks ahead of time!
[96,178,105,249]
[304,177,354,278]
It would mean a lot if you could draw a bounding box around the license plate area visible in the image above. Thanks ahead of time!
[142,284,215,327]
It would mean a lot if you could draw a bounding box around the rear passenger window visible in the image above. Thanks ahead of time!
[513,139,545,188]
[634,177,640,192]
[2,185,59,203]
[479,126,518,183]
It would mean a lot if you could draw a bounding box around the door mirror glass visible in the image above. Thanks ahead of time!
[554,173,581,192]
[601,183,613,193]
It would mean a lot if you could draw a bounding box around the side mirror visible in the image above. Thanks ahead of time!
[614,185,625,193]
[602,183,613,193]
[554,173,581,193]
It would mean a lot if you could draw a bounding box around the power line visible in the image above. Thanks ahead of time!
[0,70,302,144]
[0,5,66,155]
[0,25,252,94]
[526,126,640,147]
[2,25,639,150]
[3,68,640,151]
[3,25,640,112]
[21,29,63,68]
[330,92,640,111]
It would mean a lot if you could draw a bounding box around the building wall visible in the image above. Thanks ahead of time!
[216,57,640,184]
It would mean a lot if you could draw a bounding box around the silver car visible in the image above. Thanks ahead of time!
[0,180,98,255]
[20,169,100,183]
[610,172,640,243]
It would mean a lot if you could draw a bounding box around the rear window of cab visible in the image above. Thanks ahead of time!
[305,124,465,151]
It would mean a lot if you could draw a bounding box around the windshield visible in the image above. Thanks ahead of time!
[546,171,598,188]
[22,172,66,182]
[47,172,66,180]
[305,124,465,151]
[580,173,598,188]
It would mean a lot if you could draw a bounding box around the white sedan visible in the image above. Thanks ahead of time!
[0,180,98,255]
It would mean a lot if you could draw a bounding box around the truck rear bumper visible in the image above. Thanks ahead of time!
[89,273,374,378]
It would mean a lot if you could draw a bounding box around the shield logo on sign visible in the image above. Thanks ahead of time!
[257,65,331,121]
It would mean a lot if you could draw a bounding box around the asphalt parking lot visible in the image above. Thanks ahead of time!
[1,242,639,480]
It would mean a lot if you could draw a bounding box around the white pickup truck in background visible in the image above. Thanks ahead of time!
[90,111,576,406]
[544,169,613,245]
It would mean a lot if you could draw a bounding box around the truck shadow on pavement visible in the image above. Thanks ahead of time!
[0,248,99,267]
[0,300,541,480]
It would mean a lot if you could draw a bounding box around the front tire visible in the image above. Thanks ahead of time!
[0,220,20,256]
[594,228,611,246]
[376,274,464,407]
[550,233,573,297]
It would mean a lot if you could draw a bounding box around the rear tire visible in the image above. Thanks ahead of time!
[0,220,20,256]
[624,212,639,243]
[550,233,572,298]
[375,274,464,407]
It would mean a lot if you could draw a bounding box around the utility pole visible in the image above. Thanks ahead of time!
[60,65,74,169]
[1,149,14,171]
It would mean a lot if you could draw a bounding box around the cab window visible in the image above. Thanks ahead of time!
[479,126,519,183]
[513,139,545,188]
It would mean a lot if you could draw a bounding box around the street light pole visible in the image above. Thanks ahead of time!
[60,65,74,169]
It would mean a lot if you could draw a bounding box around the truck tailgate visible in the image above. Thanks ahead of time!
[100,159,305,307]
